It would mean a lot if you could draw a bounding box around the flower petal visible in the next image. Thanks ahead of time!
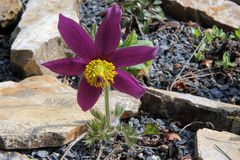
[108,46,158,67]
[58,14,97,59]
[42,58,86,76]
[111,69,145,98]
[77,77,102,111]
[95,4,122,57]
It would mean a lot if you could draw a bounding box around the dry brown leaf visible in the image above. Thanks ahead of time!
[166,133,181,141]
[180,154,192,160]
[174,81,186,90]
[201,59,213,68]
[175,63,182,69]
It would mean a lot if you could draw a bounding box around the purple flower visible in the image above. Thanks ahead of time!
[42,4,158,111]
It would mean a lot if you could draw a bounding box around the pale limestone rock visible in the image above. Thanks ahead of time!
[162,0,240,31]
[0,75,140,149]
[0,151,33,160]
[196,128,240,160]
[0,0,22,29]
[11,0,81,78]
[140,87,240,134]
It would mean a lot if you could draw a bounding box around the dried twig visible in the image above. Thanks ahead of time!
[177,68,211,79]
[60,132,87,160]
[169,36,206,91]
[169,72,218,91]
[179,121,214,135]
[46,155,51,160]
[106,143,120,159]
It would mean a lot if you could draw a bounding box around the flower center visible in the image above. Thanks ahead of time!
[84,59,117,88]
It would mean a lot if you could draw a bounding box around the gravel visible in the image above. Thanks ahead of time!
[19,115,195,160]
[79,0,108,27]
[146,20,240,105]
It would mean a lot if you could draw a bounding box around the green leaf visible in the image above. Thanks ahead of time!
[212,25,218,35]
[191,27,201,39]
[123,30,138,47]
[114,103,125,118]
[194,42,206,62]
[223,52,230,63]
[216,52,237,70]
[121,31,154,75]
[144,123,160,135]
[234,27,240,40]
[123,63,145,75]
[90,109,105,121]
[117,124,136,146]
[205,31,213,43]
[134,40,154,47]
[212,25,226,39]
[195,51,205,62]
[85,115,114,145]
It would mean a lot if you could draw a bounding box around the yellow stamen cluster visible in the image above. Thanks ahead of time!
[84,59,117,88]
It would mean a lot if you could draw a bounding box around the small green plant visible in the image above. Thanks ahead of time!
[85,109,114,145]
[205,25,226,43]
[216,52,237,69]
[191,27,201,39]
[85,105,137,146]
[144,123,160,135]
[85,105,161,147]
[120,30,154,76]
[194,41,206,62]
[212,25,226,38]
[114,0,165,34]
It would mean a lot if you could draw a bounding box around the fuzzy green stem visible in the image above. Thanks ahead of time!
[104,84,110,125]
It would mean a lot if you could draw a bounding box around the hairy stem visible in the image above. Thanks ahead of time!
[104,84,110,125]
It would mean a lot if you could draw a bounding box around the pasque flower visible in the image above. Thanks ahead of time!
[42,4,158,111]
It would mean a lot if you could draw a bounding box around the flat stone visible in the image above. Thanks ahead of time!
[140,87,240,134]
[196,128,240,160]
[162,0,240,31]
[0,151,33,160]
[0,0,22,29]
[11,0,81,78]
[0,75,140,149]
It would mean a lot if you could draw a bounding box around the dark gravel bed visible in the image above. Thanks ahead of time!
[79,0,108,27]
[145,20,240,105]
[18,115,195,160]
